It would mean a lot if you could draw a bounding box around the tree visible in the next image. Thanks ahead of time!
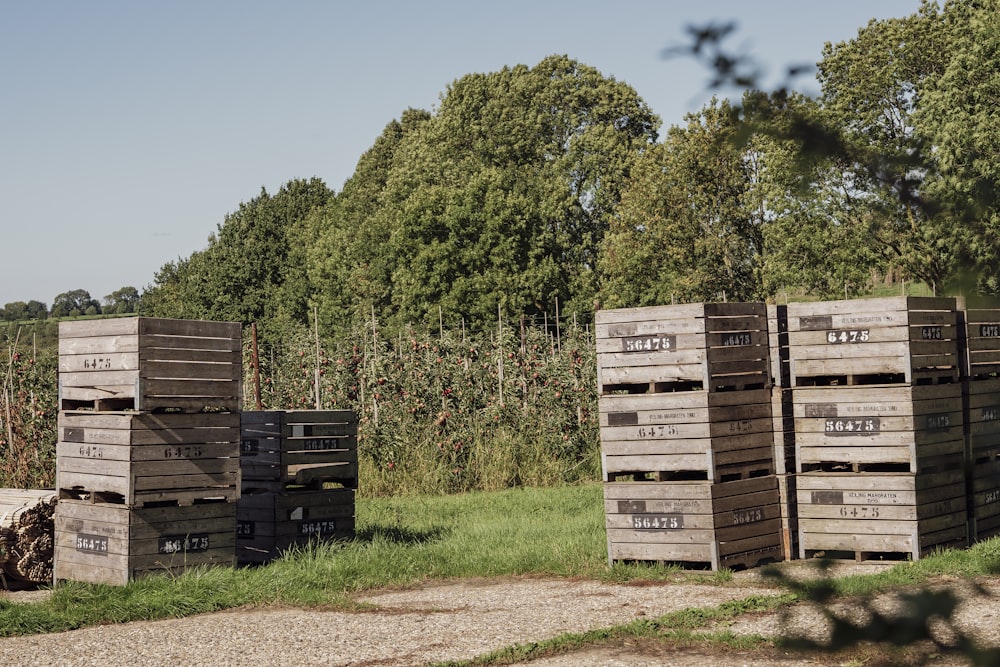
[307,55,659,332]
[102,286,140,314]
[598,98,761,308]
[143,178,334,337]
[50,290,100,318]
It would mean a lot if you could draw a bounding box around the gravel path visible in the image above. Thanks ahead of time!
[0,567,997,666]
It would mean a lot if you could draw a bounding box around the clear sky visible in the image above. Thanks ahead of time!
[0,0,923,308]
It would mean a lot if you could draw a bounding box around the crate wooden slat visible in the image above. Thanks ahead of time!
[962,309,1000,379]
[55,411,240,506]
[604,476,783,570]
[599,388,774,483]
[241,411,359,489]
[792,383,965,473]
[596,303,770,394]
[53,499,236,585]
[776,474,798,561]
[767,304,791,388]
[796,470,967,561]
[770,387,795,475]
[786,297,960,386]
[237,488,355,564]
[58,317,242,412]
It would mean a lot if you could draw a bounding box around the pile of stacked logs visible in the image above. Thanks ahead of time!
[0,490,57,586]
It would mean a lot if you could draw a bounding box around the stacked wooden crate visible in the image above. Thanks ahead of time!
[237,410,358,564]
[767,304,797,560]
[960,307,1000,542]
[789,297,968,561]
[53,317,242,585]
[597,303,783,570]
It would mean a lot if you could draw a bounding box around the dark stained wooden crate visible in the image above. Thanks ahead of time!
[58,317,242,412]
[241,410,358,489]
[962,376,1000,542]
[56,411,241,506]
[53,499,236,585]
[965,377,1000,458]
[596,303,770,394]
[969,456,1000,542]
[786,297,960,387]
[599,388,775,483]
[792,383,965,473]
[237,488,355,565]
[603,476,783,571]
[796,469,968,561]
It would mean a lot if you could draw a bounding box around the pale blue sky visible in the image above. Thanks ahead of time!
[0,1,922,307]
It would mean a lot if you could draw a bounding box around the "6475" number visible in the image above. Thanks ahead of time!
[826,329,870,344]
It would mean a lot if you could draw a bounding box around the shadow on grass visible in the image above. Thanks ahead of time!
[354,524,448,545]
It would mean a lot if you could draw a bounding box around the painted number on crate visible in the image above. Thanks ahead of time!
[163,445,203,459]
[824,417,880,436]
[986,490,1000,504]
[621,335,676,353]
[159,534,210,554]
[636,425,678,438]
[298,520,337,536]
[980,324,1000,337]
[301,438,340,450]
[82,357,113,370]
[241,439,259,456]
[926,414,951,430]
[839,506,881,518]
[728,420,754,434]
[921,326,944,340]
[732,508,764,525]
[826,329,870,344]
[630,514,683,530]
[721,332,752,346]
[75,533,109,554]
[982,407,1000,422]
[77,445,104,459]
[236,521,255,538]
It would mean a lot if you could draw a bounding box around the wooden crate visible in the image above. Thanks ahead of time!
[970,456,1000,542]
[796,470,968,561]
[786,297,960,387]
[599,388,774,483]
[596,302,770,394]
[56,411,240,506]
[241,410,358,489]
[962,308,1000,379]
[604,476,783,570]
[237,488,356,564]
[965,377,1000,459]
[965,376,1000,541]
[767,304,791,388]
[793,383,965,473]
[58,317,242,412]
[53,499,236,585]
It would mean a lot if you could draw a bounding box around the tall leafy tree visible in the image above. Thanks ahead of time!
[298,109,432,333]
[144,178,333,335]
[598,99,760,308]
[913,0,1000,295]
[307,56,659,332]
[50,290,100,318]
[102,286,141,314]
